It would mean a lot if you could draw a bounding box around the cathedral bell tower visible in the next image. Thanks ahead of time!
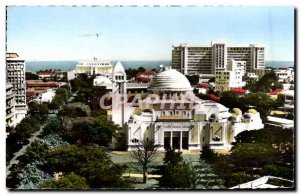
[112,61,127,127]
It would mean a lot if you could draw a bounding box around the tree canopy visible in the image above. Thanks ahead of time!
[40,172,89,190]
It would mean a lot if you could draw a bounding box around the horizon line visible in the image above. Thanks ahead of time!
[25,59,295,62]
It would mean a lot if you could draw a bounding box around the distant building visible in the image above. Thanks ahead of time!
[136,70,156,83]
[74,58,113,76]
[26,80,59,97]
[6,53,27,124]
[67,70,76,81]
[33,89,56,104]
[284,90,294,111]
[274,68,294,83]
[172,41,265,75]
[198,74,215,84]
[215,60,246,92]
[244,72,259,82]
[6,83,16,128]
[38,72,57,80]
[266,116,294,130]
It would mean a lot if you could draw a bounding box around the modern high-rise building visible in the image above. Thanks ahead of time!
[6,83,16,128]
[172,41,265,75]
[6,53,27,124]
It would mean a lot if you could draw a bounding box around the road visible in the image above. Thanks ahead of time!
[6,123,46,177]
[6,92,75,178]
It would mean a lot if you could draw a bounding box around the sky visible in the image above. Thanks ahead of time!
[6,6,294,61]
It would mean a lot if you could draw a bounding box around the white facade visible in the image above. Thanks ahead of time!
[67,70,76,81]
[284,90,294,110]
[172,42,265,75]
[110,67,264,151]
[245,72,259,81]
[215,60,246,92]
[274,68,294,83]
[6,53,27,124]
[6,83,16,128]
[74,59,113,76]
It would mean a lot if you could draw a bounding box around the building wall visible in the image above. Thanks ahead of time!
[215,60,246,92]
[6,83,16,128]
[74,60,113,76]
[6,54,27,124]
[6,59,26,106]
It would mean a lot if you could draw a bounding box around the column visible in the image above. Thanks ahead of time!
[180,131,183,151]
[222,124,226,143]
[170,130,173,148]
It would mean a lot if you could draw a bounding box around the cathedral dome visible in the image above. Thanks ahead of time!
[232,108,242,115]
[149,69,193,92]
[248,109,258,114]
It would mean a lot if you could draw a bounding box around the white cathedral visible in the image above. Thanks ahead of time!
[96,62,264,151]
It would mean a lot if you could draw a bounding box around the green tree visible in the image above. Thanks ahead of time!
[61,115,119,147]
[41,117,63,137]
[44,146,109,174]
[189,161,225,189]
[28,102,48,116]
[159,148,193,188]
[227,172,251,187]
[14,116,42,139]
[40,172,89,190]
[25,72,39,80]
[200,144,218,164]
[130,139,159,183]
[43,146,127,189]
[247,71,283,93]
[18,139,49,165]
[186,75,199,85]
[219,91,244,110]
[262,165,293,180]
[58,102,91,118]
[231,143,277,178]
[79,161,129,189]
[16,161,52,190]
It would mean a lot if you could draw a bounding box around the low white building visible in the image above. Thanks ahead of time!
[67,70,76,81]
[284,90,294,111]
[215,60,246,92]
[74,58,113,76]
[33,89,56,103]
[274,68,294,83]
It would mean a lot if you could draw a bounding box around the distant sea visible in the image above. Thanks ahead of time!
[25,60,293,72]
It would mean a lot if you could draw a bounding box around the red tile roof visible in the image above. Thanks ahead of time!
[136,76,151,83]
[269,88,283,95]
[137,70,156,76]
[26,92,36,97]
[231,88,247,94]
[197,83,210,88]
[27,83,59,87]
[207,93,220,101]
